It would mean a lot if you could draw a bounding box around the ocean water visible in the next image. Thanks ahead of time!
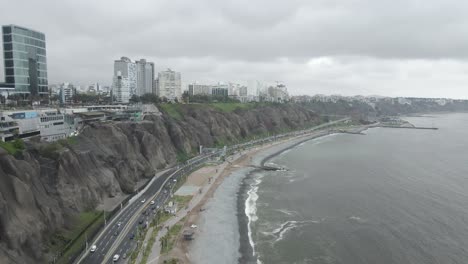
[242,113,468,264]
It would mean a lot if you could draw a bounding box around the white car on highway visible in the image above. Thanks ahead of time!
[141,199,146,203]
[90,245,97,252]
[150,200,155,205]
[113,254,120,262]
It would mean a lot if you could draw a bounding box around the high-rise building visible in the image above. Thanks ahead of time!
[188,83,212,96]
[113,57,137,97]
[59,82,75,104]
[113,71,130,103]
[157,69,181,101]
[136,59,154,96]
[212,87,228,97]
[1,25,48,96]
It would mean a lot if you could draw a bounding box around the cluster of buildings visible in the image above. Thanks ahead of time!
[188,81,289,103]
[291,94,457,108]
[0,24,290,105]
[0,24,290,144]
[0,104,153,142]
[112,57,182,103]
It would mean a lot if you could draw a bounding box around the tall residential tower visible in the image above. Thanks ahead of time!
[136,59,154,96]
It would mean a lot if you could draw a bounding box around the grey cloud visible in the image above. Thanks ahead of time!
[1,0,468,98]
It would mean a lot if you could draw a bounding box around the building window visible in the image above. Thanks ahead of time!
[3,43,12,51]
[3,26,11,34]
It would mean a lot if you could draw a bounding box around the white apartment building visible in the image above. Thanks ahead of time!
[136,59,155,96]
[157,69,181,101]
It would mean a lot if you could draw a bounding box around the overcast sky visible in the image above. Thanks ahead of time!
[1,0,468,98]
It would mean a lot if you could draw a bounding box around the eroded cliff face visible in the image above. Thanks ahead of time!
[0,104,320,263]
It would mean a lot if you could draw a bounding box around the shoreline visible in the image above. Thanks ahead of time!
[166,125,370,263]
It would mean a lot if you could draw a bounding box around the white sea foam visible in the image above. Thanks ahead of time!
[245,174,264,256]
[271,220,322,243]
[275,209,298,216]
[349,216,367,223]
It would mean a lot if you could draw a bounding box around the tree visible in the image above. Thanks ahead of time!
[182,91,189,103]
[129,94,141,104]
[140,93,160,104]
[72,93,100,104]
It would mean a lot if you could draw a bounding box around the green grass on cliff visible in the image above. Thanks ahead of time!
[49,211,104,264]
[160,104,183,120]
[208,102,255,112]
[0,139,25,155]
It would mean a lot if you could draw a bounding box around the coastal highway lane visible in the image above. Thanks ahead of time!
[105,190,172,263]
[80,167,178,264]
[82,153,213,264]
[101,160,209,263]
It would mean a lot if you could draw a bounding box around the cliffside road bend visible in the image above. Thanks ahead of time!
[76,118,349,264]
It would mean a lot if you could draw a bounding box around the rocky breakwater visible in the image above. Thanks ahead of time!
[0,103,320,263]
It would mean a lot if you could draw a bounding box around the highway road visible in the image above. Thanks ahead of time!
[79,153,215,264]
[77,118,350,263]
[79,167,177,264]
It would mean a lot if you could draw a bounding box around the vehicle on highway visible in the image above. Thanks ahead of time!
[117,221,122,227]
[163,190,168,194]
[114,231,119,236]
[173,179,177,182]
[113,254,120,262]
[130,233,135,240]
[90,245,97,252]
[141,199,146,203]
[123,253,127,259]
[142,210,147,215]
[139,219,144,225]
[150,200,155,205]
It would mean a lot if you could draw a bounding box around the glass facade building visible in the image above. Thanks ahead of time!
[2,25,48,96]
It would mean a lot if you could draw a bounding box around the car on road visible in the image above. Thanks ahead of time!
[150,200,155,205]
[163,190,168,194]
[90,245,97,252]
[123,253,127,259]
[141,199,146,203]
[114,231,119,236]
[173,179,177,182]
[117,221,122,227]
[113,254,120,262]
[129,233,135,240]
[139,219,144,225]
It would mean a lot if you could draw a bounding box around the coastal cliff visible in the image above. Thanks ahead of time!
[0,103,320,263]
